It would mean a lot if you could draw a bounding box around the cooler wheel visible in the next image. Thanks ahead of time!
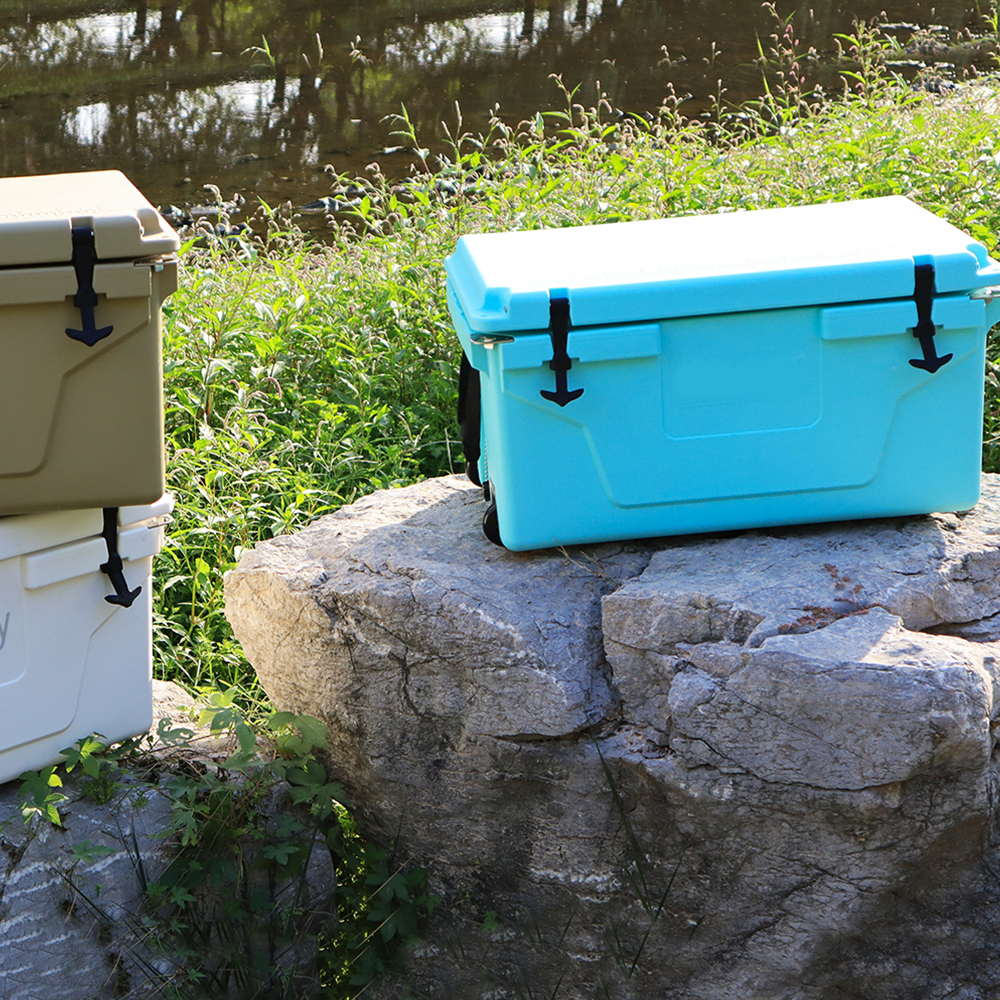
[482,503,503,547]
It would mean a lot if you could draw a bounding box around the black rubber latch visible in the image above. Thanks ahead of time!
[66,226,114,347]
[100,508,141,609]
[540,297,584,406]
[909,262,952,374]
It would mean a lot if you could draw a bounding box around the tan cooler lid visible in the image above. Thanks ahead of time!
[0,170,179,266]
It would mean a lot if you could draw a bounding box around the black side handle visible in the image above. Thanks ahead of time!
[458,351,483,486]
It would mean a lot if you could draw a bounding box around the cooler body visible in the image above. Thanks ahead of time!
[0,170,180,514]
[0,496,172,785]
[446,198,1000,551]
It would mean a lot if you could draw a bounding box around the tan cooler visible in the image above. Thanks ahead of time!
[0,170,179,514]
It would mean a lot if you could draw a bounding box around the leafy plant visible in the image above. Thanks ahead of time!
[15,699,438,1000]
[17,765,67,826]
[327,836,439,991]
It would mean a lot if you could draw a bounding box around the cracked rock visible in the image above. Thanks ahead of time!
[669,607,995,788]
[224,476,648,779]
[224,473,1000,1000]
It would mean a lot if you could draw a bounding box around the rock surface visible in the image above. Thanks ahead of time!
[0,681,335,1000]
[225,474,1000,1000]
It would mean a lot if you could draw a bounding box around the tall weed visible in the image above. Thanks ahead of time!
[159,229,459,694]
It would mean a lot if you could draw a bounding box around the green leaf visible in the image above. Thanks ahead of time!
[235,719,257,755]
[261,841,299,866]
[266,711,298,730]
[157,717,196,746]
[70,840,117,864]
[61,735,108,775]
[293,715,329,751]
[18,766,68,825]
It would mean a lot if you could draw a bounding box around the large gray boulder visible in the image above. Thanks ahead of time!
[224,474,1000,1000]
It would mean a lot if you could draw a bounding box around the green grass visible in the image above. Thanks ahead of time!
[157,219,461,701]
[155,21,1000,993]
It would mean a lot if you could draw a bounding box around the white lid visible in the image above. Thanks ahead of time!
[446,196,1000,333]
[0,170,180,266]
[0,508,103,561]
[119,493,175,528]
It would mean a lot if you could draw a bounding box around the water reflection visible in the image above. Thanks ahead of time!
[0,0,990,225]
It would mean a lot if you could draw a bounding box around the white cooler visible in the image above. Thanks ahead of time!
[0,495,172,785]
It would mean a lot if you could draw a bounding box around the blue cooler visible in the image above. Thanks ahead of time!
[445,197,1000,551]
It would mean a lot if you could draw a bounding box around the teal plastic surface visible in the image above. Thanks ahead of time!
[445,198,1000,550]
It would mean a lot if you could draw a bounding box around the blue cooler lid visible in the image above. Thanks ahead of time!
[445,196,1000,334]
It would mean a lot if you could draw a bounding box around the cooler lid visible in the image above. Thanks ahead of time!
[446,196,1000,334]
[0,170,179,267]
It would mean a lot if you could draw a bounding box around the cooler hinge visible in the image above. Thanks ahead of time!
[540,295,584,407]
[100,508,141,609]
[66,226,114,347]
[909,261,952,374]
[133,253,179,272]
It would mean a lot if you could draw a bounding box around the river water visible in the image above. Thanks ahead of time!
[0,0,993,229]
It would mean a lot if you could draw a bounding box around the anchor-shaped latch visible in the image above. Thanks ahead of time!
[66,226,114,347]
[909,261,952,374]
[540,296,584,407]
[100,508,141,609]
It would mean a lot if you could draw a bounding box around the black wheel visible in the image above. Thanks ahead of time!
[482,503,504,547]
[465,461,482,487]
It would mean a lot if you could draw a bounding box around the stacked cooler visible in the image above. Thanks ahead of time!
[0,171,180,784]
